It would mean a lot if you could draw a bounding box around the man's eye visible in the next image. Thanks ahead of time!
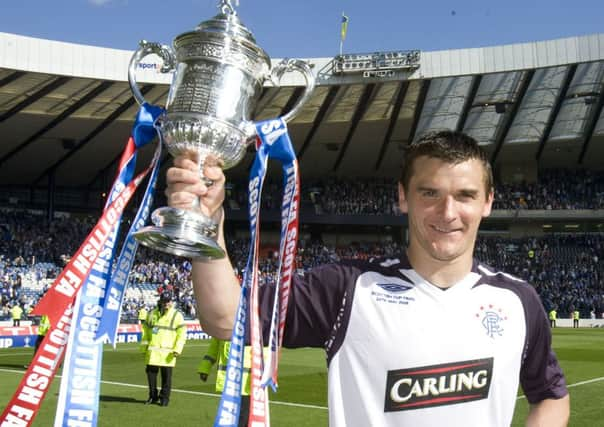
[458,193,477,200]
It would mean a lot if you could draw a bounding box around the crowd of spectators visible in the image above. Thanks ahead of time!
[308,178,398,215]
[223,168,604,215]
[1,167,603,324]
[474,234,603,317]
[492,169,604,210]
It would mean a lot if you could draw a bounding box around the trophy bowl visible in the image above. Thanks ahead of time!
[128,0,315,260]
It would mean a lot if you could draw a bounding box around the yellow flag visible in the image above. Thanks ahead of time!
[341,14,349,41]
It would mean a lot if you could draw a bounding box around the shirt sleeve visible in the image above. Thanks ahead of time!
[519,285,568,403]
[258,261,361,350]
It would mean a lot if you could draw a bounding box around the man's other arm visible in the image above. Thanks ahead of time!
[526,394,570,427]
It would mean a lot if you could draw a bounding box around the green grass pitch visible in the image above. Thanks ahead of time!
[1,328,602,426]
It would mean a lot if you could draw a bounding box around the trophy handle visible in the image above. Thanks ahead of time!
[128,40,176,105]
[270,59,316,123]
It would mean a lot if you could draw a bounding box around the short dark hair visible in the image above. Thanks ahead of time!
[399,130,494,195]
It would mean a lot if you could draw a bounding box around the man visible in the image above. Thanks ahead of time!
[34,314,50,353]
[10,303,23,327]
[24,314,51,369]
[166,130,570,426]
[198,337,251,426]
[137,305,148,325]
[572,310,580,328]
[549,307,557,328]
[140,290,186,407]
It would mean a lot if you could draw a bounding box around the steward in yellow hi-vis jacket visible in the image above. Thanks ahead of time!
[35,314,51,353]
[10,304,23,327]
[549,308,557,328]
[198,338,253,392]
[24,314,52,369]
[140,290,186,407]
[137,306,148,324]
[573,310,580,328]
[198,337,267,426]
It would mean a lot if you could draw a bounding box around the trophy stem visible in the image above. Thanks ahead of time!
[132,152,225,260]
[133,206,225,260]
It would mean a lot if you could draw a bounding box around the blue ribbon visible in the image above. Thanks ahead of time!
[257,119,300,391]
[95,104,164,345]
[213,118,298,427]
[133,103,164,149]
[54,104,163,427]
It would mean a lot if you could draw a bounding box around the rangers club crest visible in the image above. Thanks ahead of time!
[476,304,507,338]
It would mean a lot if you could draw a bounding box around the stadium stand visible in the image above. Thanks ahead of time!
[0,32,603,327]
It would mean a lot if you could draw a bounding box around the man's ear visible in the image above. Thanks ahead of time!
[482,189,494,218]
[398,182,408,214]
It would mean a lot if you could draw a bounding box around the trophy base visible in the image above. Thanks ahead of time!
[133,207,225,260]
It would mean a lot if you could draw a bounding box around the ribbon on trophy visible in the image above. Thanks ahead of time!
[54,104,163,427]
[0,104,163,427]
[94,105,164,346]
[213,118,300,427]
[0,306,73,427]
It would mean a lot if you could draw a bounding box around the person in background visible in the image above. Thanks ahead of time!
[140,290,186,407]
[572,310,580,328]
[34,314,50,353]
[198,337,252,427]
[10,303,23,327]
[137,305,148,325]
[549,307,557,328]
[23,314,51,369]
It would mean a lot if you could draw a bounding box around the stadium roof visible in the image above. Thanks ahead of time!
[1,32,603,196]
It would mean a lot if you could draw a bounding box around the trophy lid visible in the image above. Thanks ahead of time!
[195,4,256,44]
[173,1,270,72]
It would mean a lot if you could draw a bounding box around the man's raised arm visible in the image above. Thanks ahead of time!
[166,154,240,339]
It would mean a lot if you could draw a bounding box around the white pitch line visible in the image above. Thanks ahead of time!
[5,365,600,410]
[516,376,604,400]
[565,376,604,388]
[101,379,328,410]
[0,352,34,357]
[114,343,210,351]
[0,368,328,411]
[0,343,210,355]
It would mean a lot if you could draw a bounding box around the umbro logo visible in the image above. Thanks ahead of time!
[376,283,413,293]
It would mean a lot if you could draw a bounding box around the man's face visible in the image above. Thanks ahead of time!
[399,156,493,264]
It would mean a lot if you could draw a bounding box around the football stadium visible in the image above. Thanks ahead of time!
[1,6,603,427]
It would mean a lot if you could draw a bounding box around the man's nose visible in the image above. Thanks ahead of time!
[438,196,457,220]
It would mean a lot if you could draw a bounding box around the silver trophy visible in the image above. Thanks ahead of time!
[128,0,315,259]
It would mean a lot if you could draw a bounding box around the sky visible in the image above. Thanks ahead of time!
[1,0,603,59]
